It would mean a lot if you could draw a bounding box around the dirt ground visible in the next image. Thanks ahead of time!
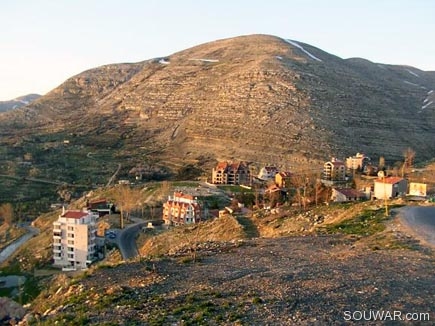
[38,231,435,325]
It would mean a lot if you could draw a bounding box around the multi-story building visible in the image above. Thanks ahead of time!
[53,208,98,270]
[211,161,250,185]
[323,158,346,181]
[346,153,370,171]
[163,192,201,225]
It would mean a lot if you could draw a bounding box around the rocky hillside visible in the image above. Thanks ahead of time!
[0,93,41,112]
[1,34,435,188]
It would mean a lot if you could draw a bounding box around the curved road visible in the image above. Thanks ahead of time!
[0,226,39,263]
[398,206,435,247]
[116,218,148,260]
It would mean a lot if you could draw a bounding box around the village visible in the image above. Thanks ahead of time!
[50,150,433,271]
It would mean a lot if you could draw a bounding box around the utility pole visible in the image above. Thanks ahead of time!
[383,174,389,216]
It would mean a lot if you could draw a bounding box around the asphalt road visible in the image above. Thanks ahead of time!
[0,225,39,263]
[398,206,435,247]
[117,219,148,260]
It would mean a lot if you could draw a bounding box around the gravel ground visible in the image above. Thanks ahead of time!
[41,234,435,325]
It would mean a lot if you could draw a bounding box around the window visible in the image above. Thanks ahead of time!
[67,233,74,238]
[67,240,74,245]
[67,226,74,231]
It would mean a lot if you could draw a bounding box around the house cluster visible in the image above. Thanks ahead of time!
[211,161,293,187]
[322,153,425,202]
[209,155,427,205]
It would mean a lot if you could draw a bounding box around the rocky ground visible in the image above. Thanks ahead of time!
[31,233,435,325]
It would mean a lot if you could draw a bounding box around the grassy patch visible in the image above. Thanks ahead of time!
[322,208,387,236]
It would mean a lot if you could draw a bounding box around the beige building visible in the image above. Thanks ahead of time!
[323,158,346,181]
[408,182,427,197]
[53,209,98,270]
[346,153,370,171]
[211,161,250,185]
[163,192,201,225]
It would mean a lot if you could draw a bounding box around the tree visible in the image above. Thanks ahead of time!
[291,174,310,211]
[402,147,416,177]
[0,203,14,226]
[110,186,143,229]
[403,147,416,169]
[378,156,385,170]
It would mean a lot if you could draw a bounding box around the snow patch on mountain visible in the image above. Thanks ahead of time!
[284,39,322,62]
[403,80,420,87]
[189,58,219,63]
[422,101,433,110]
[405,69,419,78]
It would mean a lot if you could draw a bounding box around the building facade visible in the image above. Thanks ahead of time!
[323,158,346,181]
[346,153,370,171]
[331,188,364,203]
[163,192,201,225]
[257,166,279,181]
[211,161,250,185]
[275,171,292,188]
[373,176,408,199]
[53,209,98,270]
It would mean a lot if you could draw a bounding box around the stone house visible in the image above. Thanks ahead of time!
[163,192,201,225]
[331,188,364,203]
[346,153,370,171]
[323,158,346,181]
[211,161,250,185]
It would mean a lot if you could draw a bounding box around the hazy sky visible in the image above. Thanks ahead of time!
[1,0,434,100]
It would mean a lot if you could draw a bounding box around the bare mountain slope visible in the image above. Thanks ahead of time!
[1,34,435,188]
[0,93,41,112]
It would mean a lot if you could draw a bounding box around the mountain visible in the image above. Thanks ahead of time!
[0,93,41,112]
[1,34,435,191]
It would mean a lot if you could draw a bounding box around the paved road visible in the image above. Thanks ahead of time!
[0,226,39,264]
[398,206,435,247]
[116,218,148,260]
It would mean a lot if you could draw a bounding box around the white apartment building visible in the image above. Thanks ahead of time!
[53,208,98,270]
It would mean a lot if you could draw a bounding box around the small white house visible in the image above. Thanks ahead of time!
[257,166,279,181]
[373,176,408,200]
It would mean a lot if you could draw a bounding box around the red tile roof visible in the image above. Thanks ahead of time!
[375,177,404,184]
[89,198,107,205]
[174,192,195,200]
[62,211,89,219]
[216,162,229,170]
[335,188,363,198]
